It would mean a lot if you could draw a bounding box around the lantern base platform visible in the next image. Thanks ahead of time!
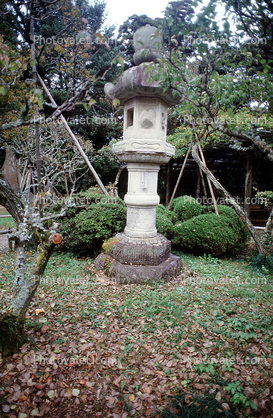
[104,232,171,266]
[95,253,182,284]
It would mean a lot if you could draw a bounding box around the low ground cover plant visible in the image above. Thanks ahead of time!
[0,250,272,416]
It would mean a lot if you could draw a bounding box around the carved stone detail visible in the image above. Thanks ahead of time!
[139,109,155,129]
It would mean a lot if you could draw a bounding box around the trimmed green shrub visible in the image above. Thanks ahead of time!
[169,195,196,211]
[156,213,174,239]
[173,211,249,256]
[167,210,179,224]
[60,198,126,254]
[208,205,250,244]
[157,204,178,225]
[171,195,203,222]
[157,204,168,214]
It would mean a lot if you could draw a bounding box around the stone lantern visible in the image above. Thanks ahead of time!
[95,25,183,283]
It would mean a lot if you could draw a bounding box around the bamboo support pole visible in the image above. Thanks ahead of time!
[37,73,109,195]
[195,136,218,215]
[167,142,192,210]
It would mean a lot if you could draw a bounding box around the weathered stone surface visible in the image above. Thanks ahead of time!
[104,65,180,106]
[95,253,183,284]
[106,233,171,265]
[133,24,163,65]
[96,25,182,284]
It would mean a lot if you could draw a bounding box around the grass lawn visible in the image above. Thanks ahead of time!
[0,210,15,229]
[0,250,272,417]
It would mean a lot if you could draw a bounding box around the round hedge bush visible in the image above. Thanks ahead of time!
[171,195,203,222]
[173,209,250,256]
[156,213,174,239]
[60,199,126,254]
[208,204,250,244]
[169,195,196,211]
[155,205,175,239]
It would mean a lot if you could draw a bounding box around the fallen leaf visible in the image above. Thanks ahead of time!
[79,380,86,385]
[129,394,135,402]
[41,325,48,333]
[46,377,52,385]
[66,387,72,398]
[80,394,87,403]
[215,391,221,402]
[47,390,55,399]
[144,387,152,393]
[72,388,80,396]
[194,383,205,390]
[35,308,45,316]
[222,403,230,411]
[2,405,10,413]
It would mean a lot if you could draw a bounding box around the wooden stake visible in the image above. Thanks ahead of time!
[195,136,219,215]
[37,73,109,196]
[199,167,209,211]
[167,142,192,210]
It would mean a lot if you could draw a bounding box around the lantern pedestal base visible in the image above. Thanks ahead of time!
[104,233,171,266]
[95,252,182,284]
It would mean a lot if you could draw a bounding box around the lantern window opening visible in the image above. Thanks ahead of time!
[127,107,134,128]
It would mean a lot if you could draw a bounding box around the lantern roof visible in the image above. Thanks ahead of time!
[104,25,181,106]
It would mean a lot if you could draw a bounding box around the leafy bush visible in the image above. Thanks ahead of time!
[170,195,203,222]
[156,213,174,239]
[173,210,249,256]
[60,198,126,254]
[157,204,168,214]
[249,253,273,274]
[208,205,250,244]
[169,195,196,211]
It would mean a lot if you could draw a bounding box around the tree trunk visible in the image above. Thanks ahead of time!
[30,14,42,215]
[192,143,265,254]
[244,152,254,218]
[1,145,21,194]
[263,206,273,251]
[0,223,61,356]
[0,179,24,226]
